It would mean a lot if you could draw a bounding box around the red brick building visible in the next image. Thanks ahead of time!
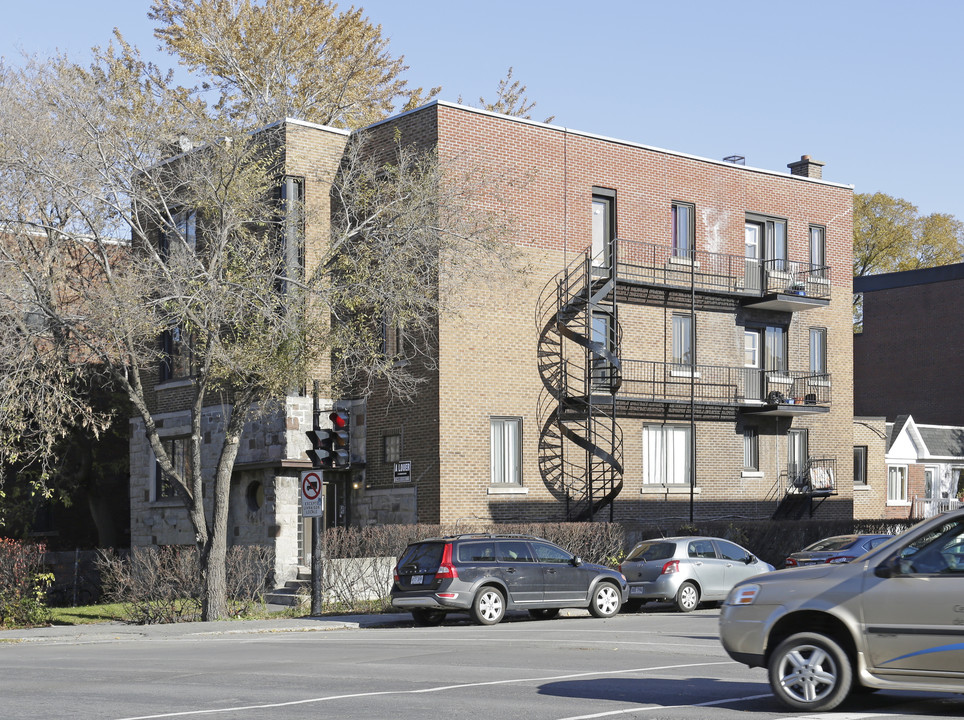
[354,102,855,528]
[130,104,856,585]
[854,263,964,426]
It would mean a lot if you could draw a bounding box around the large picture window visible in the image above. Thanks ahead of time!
[644,424,691,485]
[490,417,522,485]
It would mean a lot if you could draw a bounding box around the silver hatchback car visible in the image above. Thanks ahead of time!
[619,536,773,612]
[720,509,964,711]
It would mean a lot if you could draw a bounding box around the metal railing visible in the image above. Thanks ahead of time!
[612,238,831,300]
[784,457,837,496]
[618,361,831,407]
[912,496,962,519]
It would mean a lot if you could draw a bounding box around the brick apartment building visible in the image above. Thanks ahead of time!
[130,103,855,584]
[855,263,964,426]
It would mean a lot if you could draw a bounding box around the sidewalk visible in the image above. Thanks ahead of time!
[0,612,413,645]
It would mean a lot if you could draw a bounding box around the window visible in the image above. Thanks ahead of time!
[764,326,787,373]
[671,201,695,259]
[744,330,760,368]
[277,176,305,294]
[590,310,615,388]
[672,314,693,366]
[888,465,908,503]
[591,189,615,268]
[854,446,868,485]
[644,424,691,485]
[746,215,787,269]
[810,225,826,278]
[809,328,827,374]
[160,209,197,259]
[383,434,401,464]
[788,429,808,480]
[382,314,406,358]
[154,436,190,501]
[159,325,193,382]
[490,417,521,485]
[744,428,759,470]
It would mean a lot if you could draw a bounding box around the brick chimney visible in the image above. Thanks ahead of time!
[787,154,825,179]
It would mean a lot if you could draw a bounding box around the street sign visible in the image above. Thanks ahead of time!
[301,470,324,517]
[394,460,412,483]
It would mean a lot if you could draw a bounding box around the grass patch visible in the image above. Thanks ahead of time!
[48,603,127,625]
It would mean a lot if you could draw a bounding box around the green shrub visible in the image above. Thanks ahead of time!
[0,538,53,628]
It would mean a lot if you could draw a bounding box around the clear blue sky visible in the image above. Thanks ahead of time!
[3,0,962,221]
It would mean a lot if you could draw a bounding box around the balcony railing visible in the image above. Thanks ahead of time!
[612,238,831,302]
[784,457,837,496]
[617,361,831,408]
[912,496,962,520]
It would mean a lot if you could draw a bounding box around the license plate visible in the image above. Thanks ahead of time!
[409,575,424,585]
[629,586,645,595]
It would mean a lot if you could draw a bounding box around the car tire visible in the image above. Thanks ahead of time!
[768,632,853,712]
[471,587,505,625]
[623,599,645,613]
[528,608,560,620]
[674,581,700,612]
[588,582,621,618]
[411,609,445,627]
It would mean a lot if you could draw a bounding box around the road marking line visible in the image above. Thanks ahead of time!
[112,661,734,719]
[555,693,773,720]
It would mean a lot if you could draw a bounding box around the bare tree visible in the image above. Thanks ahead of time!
[460,67,555,124]
[0,40,521,618]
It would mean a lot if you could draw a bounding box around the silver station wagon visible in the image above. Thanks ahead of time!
[720,509,964,711]
[619,536,773,612]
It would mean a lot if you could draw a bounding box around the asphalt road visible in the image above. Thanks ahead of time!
[2,606,963,719]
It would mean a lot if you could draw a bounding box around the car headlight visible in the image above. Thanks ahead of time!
[726,583,760,606]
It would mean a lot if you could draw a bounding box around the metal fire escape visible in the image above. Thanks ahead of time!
[536,237,623,521]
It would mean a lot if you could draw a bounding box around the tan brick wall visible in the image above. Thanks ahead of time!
[355,104,855,524]
[853,416,888,519]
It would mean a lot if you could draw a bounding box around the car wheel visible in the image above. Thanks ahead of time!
[768,632,853,712]
[674,581,700,612]
[528,608,560,620]
[471,587,505,625]
[588,582,621,618]
[411,609,445,626]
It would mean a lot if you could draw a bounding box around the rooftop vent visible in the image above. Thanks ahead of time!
[723,155,745,165]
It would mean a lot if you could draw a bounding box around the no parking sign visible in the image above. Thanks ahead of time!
[300,470,324,517]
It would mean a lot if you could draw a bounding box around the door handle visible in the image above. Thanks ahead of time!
[505,567,516,573]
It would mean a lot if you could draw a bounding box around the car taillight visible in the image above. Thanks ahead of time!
[826,555,855,564]
[393,565,400,583]
[435,543,459,580]
[660,560,679,575]
[785,558,797,567]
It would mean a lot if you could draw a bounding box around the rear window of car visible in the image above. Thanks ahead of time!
[457,541,497,563]
[397,542,444,573]
[806,536,857,552]
[626,541,676,562]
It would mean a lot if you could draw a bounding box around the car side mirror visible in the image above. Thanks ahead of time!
[571,556,583,567]
[874,556,901,579]
[744,555,756,565]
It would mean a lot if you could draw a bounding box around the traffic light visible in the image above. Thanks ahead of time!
[305,410,351,470]
[328,410,350,469]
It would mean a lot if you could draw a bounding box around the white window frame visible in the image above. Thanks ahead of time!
[809,327,827,374]
[490,417,522,486]
[644,424,692,486]
[671,201,695,259]
[744,428,759,470]
[887,465,909,505]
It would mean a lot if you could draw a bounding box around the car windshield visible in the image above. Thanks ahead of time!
[397,542,444,573]
[626,541,676,562]
[806,536,858,552]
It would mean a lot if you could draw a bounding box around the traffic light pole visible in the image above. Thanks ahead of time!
[310,381,324,616]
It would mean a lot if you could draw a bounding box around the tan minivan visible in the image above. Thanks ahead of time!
[719,508,964,711]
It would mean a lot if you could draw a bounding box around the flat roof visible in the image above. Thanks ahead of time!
[854,263,964,292]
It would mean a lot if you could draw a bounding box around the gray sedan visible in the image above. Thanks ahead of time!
[619,536,773,612]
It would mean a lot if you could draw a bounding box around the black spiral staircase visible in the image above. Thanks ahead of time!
[536,238,624,521]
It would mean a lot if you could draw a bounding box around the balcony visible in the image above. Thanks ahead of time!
[615,361,830,415]
[783,458,838,497]
[612,239,830,311]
